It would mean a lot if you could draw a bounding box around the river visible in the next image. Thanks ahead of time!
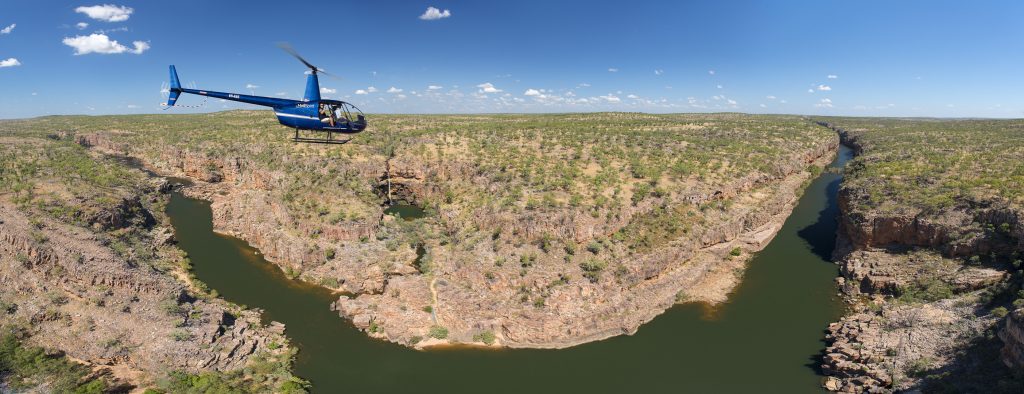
[165,145,854,393]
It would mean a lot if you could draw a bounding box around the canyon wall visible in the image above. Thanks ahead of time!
[817,120,1024,393]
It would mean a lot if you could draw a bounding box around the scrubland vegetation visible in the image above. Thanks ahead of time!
[12,112,835,283]
[828,118,1024,213]
[819,117,1024,393]
[0,120,305,393]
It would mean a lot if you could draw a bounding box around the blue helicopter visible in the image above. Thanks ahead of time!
[164,44,366,144]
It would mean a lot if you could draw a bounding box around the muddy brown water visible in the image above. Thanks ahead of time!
[164,145,853,393]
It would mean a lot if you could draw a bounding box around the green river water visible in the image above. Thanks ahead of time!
[165,145,853,393]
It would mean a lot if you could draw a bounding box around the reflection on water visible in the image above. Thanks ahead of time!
[165,145,854,394]
[383,203,425,221]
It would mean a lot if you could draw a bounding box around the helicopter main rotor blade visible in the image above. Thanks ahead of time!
[318,69,342,80]
[277,42,341,79]
[277,42,317,71]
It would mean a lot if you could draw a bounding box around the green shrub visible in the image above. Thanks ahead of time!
[898,279,954,303]
[170,329,194,342]
[160,298,185,316]
[729,247,742,256]
[472,331,496,345]
[0,331,107,392]
[580,258,607,283]
[428,325,448,339]
[319,277,340,288]
[992,307,1010,318]
[0,300,16,314]
[907,357,935,377]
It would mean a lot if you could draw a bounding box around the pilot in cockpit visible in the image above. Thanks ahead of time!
[320,104,336,127]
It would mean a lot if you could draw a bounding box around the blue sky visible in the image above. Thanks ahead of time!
[1,1,1023,118]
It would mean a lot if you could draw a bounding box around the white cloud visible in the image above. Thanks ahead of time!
[245,83,259,89]
[126,104,139,108]
[355,89,368,95]
[386,86,403,93]
[727,99,737,105]
[627,94,639,99]
[0,24,15,34]
[654,69,663,75]
[75,4,134,22]
[759,104,767,108]
[131,40,149,54]
[766,95,776,100]
[367,86,377,93]
[94,27,128,35]
[524,88,541,96]
[419,6,451,20]
[814,98,833,108]
[599,94,621,103]
[607,68,618,72]
[708,70,715,75]
[807,89,814,93]
[427,85,442,90]
[477,82,501,93]
[76,22,89,29]
[577,83,590,88]
[827,74,838,79]
[0,58,20,67]
[716,84,723,89]
[62,34,149,55]
[320,87,337,94]
[817,84,832,91]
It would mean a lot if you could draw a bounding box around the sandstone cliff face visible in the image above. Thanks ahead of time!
[1001,308,1024,368]
[184,136,838,348]
[71,115,840,350]
[0,194,288,389]
[817,121,1024,392]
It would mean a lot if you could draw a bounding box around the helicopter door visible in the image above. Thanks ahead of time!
[319,103,338,126]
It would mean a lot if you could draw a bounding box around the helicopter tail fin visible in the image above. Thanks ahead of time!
[166,65,182,106]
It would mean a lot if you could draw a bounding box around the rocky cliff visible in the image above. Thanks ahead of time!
[67,113,841,349]
[0,131,299,391]
[817,119,1024,393]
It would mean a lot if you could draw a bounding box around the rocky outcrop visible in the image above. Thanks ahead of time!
[0,198,288,388]
[822,298,999,393]
[1000,308,1024,368]
[818,120,1024,392]
[77,115,842,350]
[332,138,840,348]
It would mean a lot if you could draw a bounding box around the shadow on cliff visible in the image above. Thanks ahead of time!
[918,327,1023,393]
[797,176,842,261]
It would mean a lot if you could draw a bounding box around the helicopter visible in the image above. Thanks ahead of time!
[163,45,366,144]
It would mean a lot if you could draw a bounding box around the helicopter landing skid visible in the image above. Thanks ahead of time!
[292,128,352,145]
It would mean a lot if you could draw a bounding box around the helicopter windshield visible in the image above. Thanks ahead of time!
[318,101,365,130]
